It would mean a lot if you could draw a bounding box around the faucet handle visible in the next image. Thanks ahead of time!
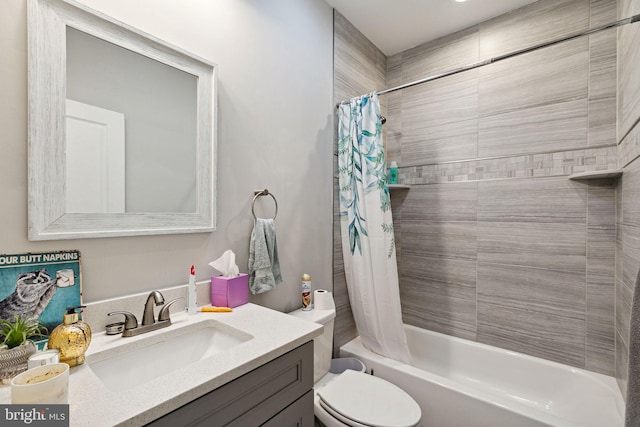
[158,297,184,322]
[108,311,138,330]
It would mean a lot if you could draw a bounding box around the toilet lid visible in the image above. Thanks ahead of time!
[317,370,421,427]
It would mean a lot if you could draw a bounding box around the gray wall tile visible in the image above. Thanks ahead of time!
[402,118,478,165]
[334,12,387,102]
[386,53,403,87]
[588,97,617,146]
[618,120,640,168]
[386,90,402,164]
[622,157,640,228]
[402,182,477,222]
[402,71,478,129]
[478,99,588,158]
[390,188,407,261]
[620,224,640,299]
[590,0,618,27]
[589,31,617,101]
[477,263,587,367]
[618,0,640,140]
[477,263,586,318]
[400,269,477,341]
[477,222,586,271]
[617,158,640,395]
[479,38,589,117]
[617,329,630,400]
[401,26,478,82]
[586,182,616,374]
[477,177,587,223]
[479,0,589,58]
[587,275,615,374]
[477,301,586,367]
[403,221,478,260]
[616,220,640,393]
[616,266,633,348]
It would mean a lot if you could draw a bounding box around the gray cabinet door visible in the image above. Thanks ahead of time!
[261,390,314,427]
[147,341,314,427]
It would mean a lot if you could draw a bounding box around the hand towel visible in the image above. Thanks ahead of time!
[626,266,640,426]
[248,218,282,294]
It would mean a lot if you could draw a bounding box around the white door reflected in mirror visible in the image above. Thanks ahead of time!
[65,100,125,214]
[27,0,217,240]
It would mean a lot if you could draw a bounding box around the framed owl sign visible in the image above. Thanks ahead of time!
[0,250,82,346]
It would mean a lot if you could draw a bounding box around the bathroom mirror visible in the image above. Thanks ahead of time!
[27,0,217,240]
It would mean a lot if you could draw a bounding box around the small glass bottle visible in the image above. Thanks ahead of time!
[389,161,398,184]
[47,306,92,367]
[301,274,312,311]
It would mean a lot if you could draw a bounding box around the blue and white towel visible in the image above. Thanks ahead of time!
[248,218,282,294]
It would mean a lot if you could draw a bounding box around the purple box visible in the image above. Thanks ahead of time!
[210,273,249,308]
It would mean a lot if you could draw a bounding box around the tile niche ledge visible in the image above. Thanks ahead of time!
[568,169,623,181]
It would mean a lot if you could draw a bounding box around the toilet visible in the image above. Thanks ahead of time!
[289,294,421,427]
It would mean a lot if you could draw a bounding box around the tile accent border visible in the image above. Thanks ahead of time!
[399,145,617,185]
[619,121,640,168]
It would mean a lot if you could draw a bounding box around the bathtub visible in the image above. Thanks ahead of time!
[339,324,624,427]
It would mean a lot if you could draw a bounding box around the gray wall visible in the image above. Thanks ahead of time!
[333,0,619,375]
[616,0,640,398]
[1,0,334,313]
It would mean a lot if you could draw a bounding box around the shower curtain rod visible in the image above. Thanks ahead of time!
[336,13,640,108]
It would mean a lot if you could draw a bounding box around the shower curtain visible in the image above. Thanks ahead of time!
[338,94,412,364]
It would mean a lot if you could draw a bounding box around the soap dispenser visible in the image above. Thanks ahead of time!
[389,161,399,184]
[47,306,92,367]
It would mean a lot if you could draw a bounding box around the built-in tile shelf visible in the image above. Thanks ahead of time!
[567,169,623,181]
[389,184,411,190]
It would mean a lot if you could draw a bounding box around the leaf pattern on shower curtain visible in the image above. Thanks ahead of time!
[337,93,411,365]
[338,94,394,256]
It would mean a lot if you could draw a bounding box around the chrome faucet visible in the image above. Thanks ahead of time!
[108,291,182,337]
[142,290,165,326]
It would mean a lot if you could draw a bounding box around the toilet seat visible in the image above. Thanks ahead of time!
[317,370,421,427]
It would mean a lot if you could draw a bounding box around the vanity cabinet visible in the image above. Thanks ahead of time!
[147,341,314,427]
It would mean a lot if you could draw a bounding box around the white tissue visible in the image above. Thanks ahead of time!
[209,250,240,277]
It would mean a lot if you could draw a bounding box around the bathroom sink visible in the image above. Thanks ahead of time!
[87,319,253,391]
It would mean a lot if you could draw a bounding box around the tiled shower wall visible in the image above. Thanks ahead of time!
[387,0,617,374]
[333,0,620,375]
[615,0,640,397]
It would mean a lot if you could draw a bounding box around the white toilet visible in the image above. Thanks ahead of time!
[290,294,421,427]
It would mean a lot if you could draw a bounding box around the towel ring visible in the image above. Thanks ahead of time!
[252,189,278,220]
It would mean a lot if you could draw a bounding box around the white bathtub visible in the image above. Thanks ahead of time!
[339,324,624,427]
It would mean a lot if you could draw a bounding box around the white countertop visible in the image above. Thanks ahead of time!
[0,303,323,426]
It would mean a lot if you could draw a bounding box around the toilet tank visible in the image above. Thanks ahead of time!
[289,306,336,382]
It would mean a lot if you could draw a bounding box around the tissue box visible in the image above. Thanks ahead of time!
[211,274,249,308]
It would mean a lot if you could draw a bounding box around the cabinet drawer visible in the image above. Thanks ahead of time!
[261,390,314,427]
[148,341,313,427]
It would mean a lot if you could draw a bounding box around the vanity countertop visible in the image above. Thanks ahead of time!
[0,303,323,426]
